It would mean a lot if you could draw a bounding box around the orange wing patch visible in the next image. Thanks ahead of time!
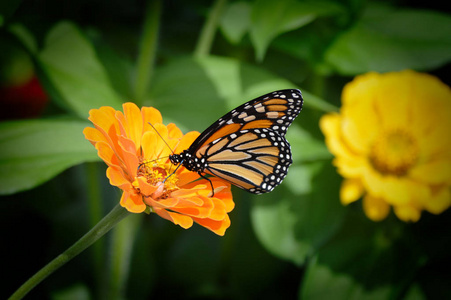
[242,120,273,130]
[202,123,242,147]
[267,105,288,111]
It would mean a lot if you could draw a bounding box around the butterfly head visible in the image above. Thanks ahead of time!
[169,153,182,165]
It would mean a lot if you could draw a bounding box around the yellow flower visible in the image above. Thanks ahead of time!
[320,70,451,222]
[83,103,234,235]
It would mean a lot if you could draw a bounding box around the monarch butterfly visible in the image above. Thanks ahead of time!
[169,89,303,194]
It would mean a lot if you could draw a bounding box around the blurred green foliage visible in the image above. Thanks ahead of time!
[0,0,450,299]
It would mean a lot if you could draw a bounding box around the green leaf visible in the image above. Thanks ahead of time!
[325,6,451,75]
[8,23,38,54]
[220,2,251,44]
[0,119,100,195]
[301,257,392,300]
[251,161,346,265]
[0,0,22,25]
[313,210,425,292]
[149,55,335,133]
[286,124,332,163]
[250,0,344,60]
[93,41,134,100]
[148,57,227,131]
[38,21,123,117]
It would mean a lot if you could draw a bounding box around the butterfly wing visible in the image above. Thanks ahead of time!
[199,128,293,193]
[188,89,303,152]
[187,89,303,193]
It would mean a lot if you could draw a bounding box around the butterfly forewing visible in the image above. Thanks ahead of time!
[188,89,303,152]
[169,89,303,194]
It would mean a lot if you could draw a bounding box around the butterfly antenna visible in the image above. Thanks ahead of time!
[147,122,175,155]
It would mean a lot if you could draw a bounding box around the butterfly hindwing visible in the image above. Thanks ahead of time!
[200,128,292,194]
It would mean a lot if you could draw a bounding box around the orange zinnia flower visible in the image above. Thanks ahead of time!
[83,103,234,235]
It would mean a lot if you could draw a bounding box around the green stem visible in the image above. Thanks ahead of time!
[194,0,228,58]
[134,0,161,105]
[9,204,131,300]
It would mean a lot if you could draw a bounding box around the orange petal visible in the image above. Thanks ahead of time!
[141,131,160,161]
[192,214,231,236]
[213,188,234,212]
[117,136,140,178]
[83,127,108,146]
[154,208,194,229]
[152,197,180,208]
[136,176,158,197]
[176,171,202,187]
[89,106,121,149]
[88,106,119,133]
[167,123,183,139]
[120,190,146,213]
[107,166,132,190]
[122,102,144,151]
[142,106,163,127]
[174,131,200,153]
[95,142,123,169]
[172,196,213,218]
[206,197,227,221]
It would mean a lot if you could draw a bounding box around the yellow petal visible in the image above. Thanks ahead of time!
[363,194,390,221]
[333,156,367,177]
[340,178,364,205]
[393,204,421,222]
[423,186,451,214]
[373,71,412,130]
[410,160,451,185]
[320,114,354,158]
[361,167,428,206]
[409,71,451,152]
[341,73,381,152]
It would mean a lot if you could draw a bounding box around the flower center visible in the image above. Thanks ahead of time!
[369,129,418,176]
[138,159,179,198]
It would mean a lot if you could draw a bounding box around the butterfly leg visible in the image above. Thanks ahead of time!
[164,163,182,183]
[198,172,215,197]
